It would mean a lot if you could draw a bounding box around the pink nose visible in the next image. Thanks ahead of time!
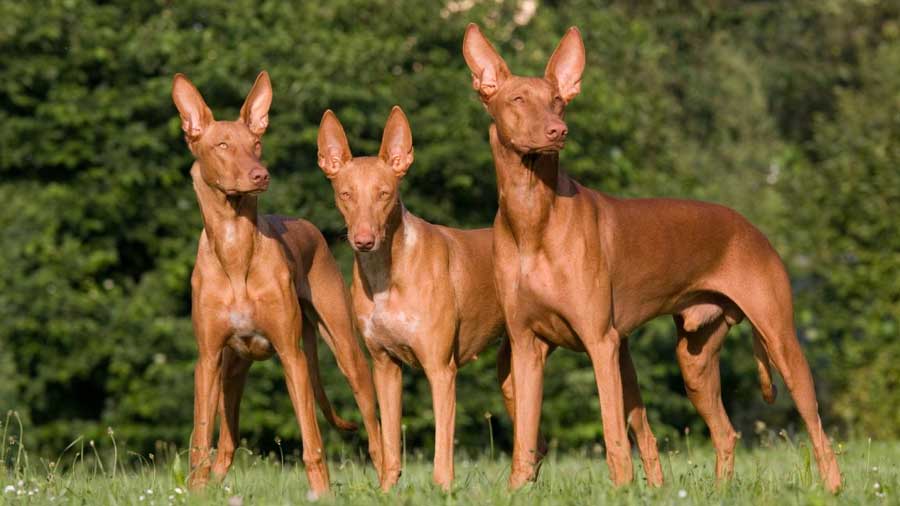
[353,231,376,251]
[250,167,269,186]
[546,121,568,141]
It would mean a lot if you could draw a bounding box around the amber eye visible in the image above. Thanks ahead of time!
[254,141,262,155]
[339,191,351,201]
[378,190,391,200]
[217,142,228,149]
[512,96,524,103]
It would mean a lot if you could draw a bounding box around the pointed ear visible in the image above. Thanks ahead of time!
[379,106,414,178]
[462,23,510,101]
[172,73,214,142]
[240,71,273,136]
[317,110,352,179]
[544,27,585,103]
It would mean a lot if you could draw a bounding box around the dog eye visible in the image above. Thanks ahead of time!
[512,96,524,103]
[254,141,262,154]
[378,190,391,200]
[217,142,228,149]
[339,191,352,201]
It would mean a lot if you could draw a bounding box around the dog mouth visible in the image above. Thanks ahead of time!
[531,141,565,153]
[224,184,268,196]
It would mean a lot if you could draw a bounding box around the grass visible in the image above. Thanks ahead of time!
[0,425,897,506]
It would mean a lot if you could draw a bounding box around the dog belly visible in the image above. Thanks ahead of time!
[530,313,584,351]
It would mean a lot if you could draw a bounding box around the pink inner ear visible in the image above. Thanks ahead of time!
[560,79,581,102]
[480,66,499,95]
[250,114,268,135]
[181,112,206,140]
[327,146,347,168]
[389,153,403,169]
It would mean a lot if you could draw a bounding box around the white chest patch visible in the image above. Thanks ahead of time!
[360,293,421,343]
[223,222,236,243]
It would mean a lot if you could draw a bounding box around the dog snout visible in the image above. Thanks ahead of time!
[353,230,376,252]
[250,167,270,187]
[545,120,568,142]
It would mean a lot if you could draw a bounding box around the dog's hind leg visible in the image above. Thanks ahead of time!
[675,312,737,481]
[734,293,841,492]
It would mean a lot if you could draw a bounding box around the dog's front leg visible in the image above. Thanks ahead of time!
[619,339,663,486]
[372,350,403,491]
[273,316,330,498]
[507,326,552,490]
[425,363,458,491]
[586,327,634,487]
[188,346,223,490]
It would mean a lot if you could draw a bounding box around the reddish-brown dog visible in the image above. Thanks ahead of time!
[317,107,664,490]
[463,24,842,493]
[172,72,382,496]
[315,106,505,491]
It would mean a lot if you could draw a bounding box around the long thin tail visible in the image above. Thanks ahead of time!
[302,321,359,431]
[752,328,777,404]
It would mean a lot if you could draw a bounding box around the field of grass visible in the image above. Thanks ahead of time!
[0,433,896,506]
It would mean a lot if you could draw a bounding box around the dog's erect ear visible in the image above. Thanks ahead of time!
[463,23,510,101]
[172,73,214,142]
[545,27,585,103]
[379,106,414,178]
[317,110,352,179]
[240,71,273,136]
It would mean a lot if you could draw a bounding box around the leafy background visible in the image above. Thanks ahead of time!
[1,0,897,460]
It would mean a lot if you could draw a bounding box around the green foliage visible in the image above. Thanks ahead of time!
[0,0,897,459]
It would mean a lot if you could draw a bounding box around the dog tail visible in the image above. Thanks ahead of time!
[303,323,359,432]
[752,328,778,404]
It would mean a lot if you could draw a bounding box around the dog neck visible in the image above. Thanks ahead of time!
[192,162,260,287]
[489,123,560,249]
[355,203,419,299]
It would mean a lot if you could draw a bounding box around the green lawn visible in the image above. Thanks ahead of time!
[1,439,896,505]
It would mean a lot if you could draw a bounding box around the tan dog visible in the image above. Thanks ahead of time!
[463,24,842,493]
[315,107,511,491]
[172,72,382,496]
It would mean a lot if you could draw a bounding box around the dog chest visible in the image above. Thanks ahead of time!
[358,295,423,366]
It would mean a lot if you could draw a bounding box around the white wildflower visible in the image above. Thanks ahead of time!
[139,495,145,501]
[678,489,688,499]
[174,487,184,494]
[874,482,881,490]
[3,486,15,494]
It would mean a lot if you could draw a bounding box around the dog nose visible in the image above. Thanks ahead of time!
[250,167,269,186]
[546,121,568,141]
[353,232,376,251]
